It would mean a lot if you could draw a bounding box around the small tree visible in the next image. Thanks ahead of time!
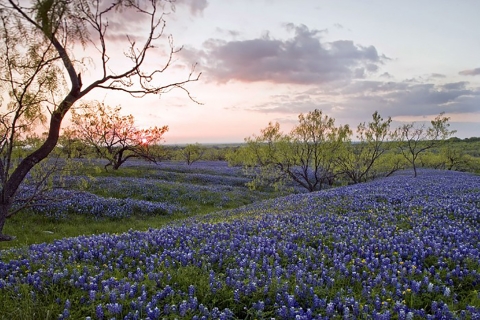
[237,110,351,192]
[393,113,456,177]
[288,109,351,191]
[440,143,471,171]
[71,102,168,170]
[0,0,199,240]
[241,122,292,191]
[178,143,205,165]
[58,128,91,159]
[336,111,393,184]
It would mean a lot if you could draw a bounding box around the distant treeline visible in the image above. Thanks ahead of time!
[450,136,480,143]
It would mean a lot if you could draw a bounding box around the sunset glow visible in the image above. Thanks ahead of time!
[82,0,480,144]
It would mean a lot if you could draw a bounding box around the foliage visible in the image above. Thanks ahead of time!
[288,110,351,191]
[71,102,168,170]
[240,121,292,191]
[57,127,93,159]
[335,111,394,184]
[0,0,200,240]
[393,112,456,177]
[202,145,237,161]
[232,109,474,189]
[234,110,351,192]
[440,143,477,171]
[417,147,480,174]
[177,143,206,165]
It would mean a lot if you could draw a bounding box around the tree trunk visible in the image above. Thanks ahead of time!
[0,203,14,241]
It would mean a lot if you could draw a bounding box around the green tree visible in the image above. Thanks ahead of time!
[241,121,292,191]
[202,145,234,161]
[178,143,206,165]
[418,151,445,169]
[392,113,456,177]
[71,102,168,170]
[236,110,351,192]
[335,111,394,184]
[0,0,199,240]
[373,151,408,177]
[440,143,471,171]
[57,127,92,159]
[288,109,351,191]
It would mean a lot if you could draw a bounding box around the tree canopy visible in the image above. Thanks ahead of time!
[71,102,168,170]
[0,0,200,240]
[229,110,456,192]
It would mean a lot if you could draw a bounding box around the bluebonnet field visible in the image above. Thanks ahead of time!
[0,163,479,319]
[15,161,273,220]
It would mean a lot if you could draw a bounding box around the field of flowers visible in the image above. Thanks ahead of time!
[15,161,275,220]
[1,166,479,319]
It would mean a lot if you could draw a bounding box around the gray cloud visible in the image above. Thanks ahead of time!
[336,81,479,118]
[440,82,469,91]
[184,24,387,84]
[89,0,208,40]
[244,80,480,124]
[380,72,393,79]
[459,68,480,76]
[215,28,241,38]
[247,99,335,115]
[175,0,209,16]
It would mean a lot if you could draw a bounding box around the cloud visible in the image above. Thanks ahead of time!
[335,80,480,118]
[459,68,480,76]
[243,80,480,125]
[185,24,387,84]
[86,1,208,41]
[380,72,393,79]
[175,0,209,16]
[247,99,335,115]
[440,81,469,91]
[215,28,241,38]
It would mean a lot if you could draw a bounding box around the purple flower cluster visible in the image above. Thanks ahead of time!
[154,161,244,176]
[1,169,479,318]
[16,161,268,218]
[58,169,270,212]
[16,187,184,219]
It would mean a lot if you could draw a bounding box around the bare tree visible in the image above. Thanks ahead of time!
[335,111,394,184]
[393,113,455,177]
[72,102,168,170]
[0,0,200,240]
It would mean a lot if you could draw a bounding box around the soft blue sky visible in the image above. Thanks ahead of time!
[91,0,480,143]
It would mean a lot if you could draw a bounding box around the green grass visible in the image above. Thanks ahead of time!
[1,161,276,251]
[0,211,192,251]
[0,198,263,251]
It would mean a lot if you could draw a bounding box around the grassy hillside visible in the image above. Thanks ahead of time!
[1,161,278,249]
[0,164,479,319]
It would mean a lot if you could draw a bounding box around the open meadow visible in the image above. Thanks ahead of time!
[3,1,480,319]
[0,161,479,319]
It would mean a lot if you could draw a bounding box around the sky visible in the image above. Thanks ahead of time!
[82,0,480,143]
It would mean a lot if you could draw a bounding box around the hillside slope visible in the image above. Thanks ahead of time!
[1,169,479,319]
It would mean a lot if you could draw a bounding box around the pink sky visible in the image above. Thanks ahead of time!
[74,0,480,144]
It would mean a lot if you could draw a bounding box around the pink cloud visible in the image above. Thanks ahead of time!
[459,68,480,76]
